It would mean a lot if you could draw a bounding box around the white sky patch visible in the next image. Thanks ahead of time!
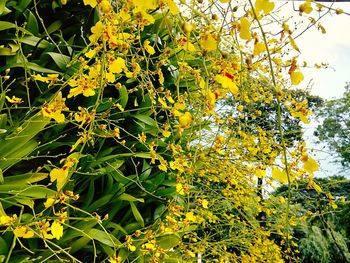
[278,2,350,99]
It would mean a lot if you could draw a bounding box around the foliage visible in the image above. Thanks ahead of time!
[274,176,350,262]
[0,0,346,262]
[315,83,350,167]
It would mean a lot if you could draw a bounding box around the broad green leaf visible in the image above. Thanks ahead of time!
[26,10,39,35]
[69,236,90,254]
[86,228,121,247]
[130,202,144,227]
[0,114,49,160]
[9,62,59,73]
[92,156,124,168]
[118,193,144,203]
[87,194,113,212]
[0,114,5,129]
[14,0,31,12]
[45,52,70,70]
[60,220,97,243]
[133,114,158,127]
[0,92,5,111]
[119,85,128,108]
[14,197,34,209]
[0,21,15,31]
[0,168,3,184]
[0,0,6,16]
[20,36,52,49]
[0,139,38,170]
[157,234,180,250]
[106,222,127,235]
[0,7,11,17]
[0,237,8,254]
[3,172,48,184]
[45,20,62,35]
[0,201,6,217]
[0,47,14,56]
[0,184,55,198]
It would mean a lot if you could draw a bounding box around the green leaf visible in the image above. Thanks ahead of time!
[0,114,49,160]
[45,20,62,35]
[26,10,39,35]
[15,0,32,13]
[0,47,15,56]
[86,228,121,247]
[0,21,16,31]
[157,234,180,250]
[69,236,90,254]
[87,194,113,212]
[0,237,8,254]
[118,193,144,203]
[0,168,3,184]
[119,85,128,108]
[3,172,48,184]
[0,0,7,16]
[133,114,158,127]
[0,114,6,129]
[20,36,52,49]
[14,197,34,209]
[130,202,144,227]
[0,184,55,198]
[0,139,38,170]
[0,92,5,112]
[45,52,70,71]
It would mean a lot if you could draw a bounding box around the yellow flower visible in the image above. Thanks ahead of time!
[185,212,197,222]
[178,112,192,129]
[14,226,34,238]
[200,31,218,51]
[239,17,251,40]
[299,0,313,14]
[51,221,64,240]
[176,183,185,195]
[290,71,304,85]
[132,0,157,10]
[0,215,16,226]
[158,157,168,172]
[253,42,266,56]
[83,0,97,8]
[255,0,275,15]
[38,220,53,239]
[114,127,121,139]
[301,155,319,174]
[99,0,112,13]
[161,0,179,15]
[44,197,56,208]
[115,103,125,112]
[42,92,68,123]
[272,167,289,183]
[33,74,60,84]
[6,95,23,106]
[109,57,126,74]
[201,199,209,209]
[50,168,69,184]
[138,132,147,143]
[215,74,238,94]
[108,256,122,263]
[133,10,155,27]
[89,21,104,43]
[144,40,155,55]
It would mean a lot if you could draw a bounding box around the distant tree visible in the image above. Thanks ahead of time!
[274,176,350,263]
[315,83,350,167]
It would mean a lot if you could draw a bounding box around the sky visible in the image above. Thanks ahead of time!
[279,2,350,100]
[277,2,350,177]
